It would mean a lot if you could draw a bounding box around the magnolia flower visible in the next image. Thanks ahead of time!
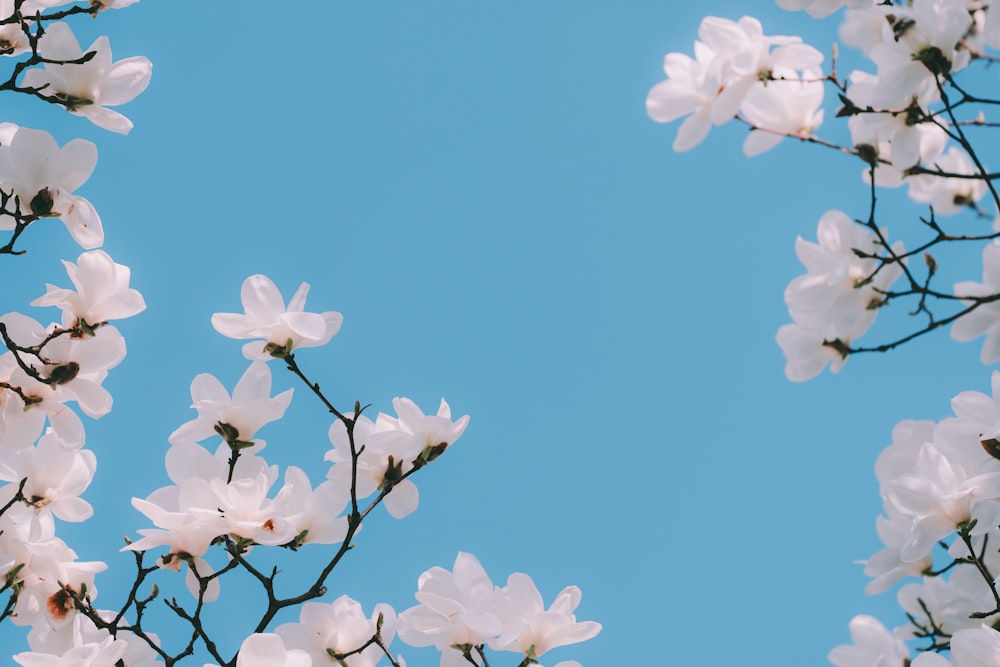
[489,573,601,657]
[211,274,343,360]
[776,210,905,381]
[646,15,822,151]
[12,549,107,628]
[828,615,908,667]
[932,370,1000,473]
[776,0,873,18]
[23,613,160,667]
[206,471,297,546]
[124,488,227,601]
[867,0,972,109]
[13,636,127,667]
[952,243,1000,364]
[0,433,96,523]
[276,596,396,667]
[907,147,987,216]
[22,22,152,134]
[327,398,469,519]
[862,511,930,594]
[784,210,904,341]
[839,7,894,56]
[897,568,991,638]
[0,0,30,57]
[740,67,825,156]
[228,634,311,667]
[883,443,1000,561]
[397,552,502,658]
[168,361,292,448]
[0,124,102,248]
[31,250,146,328]
[844,70,948,177]
[949,625,1000,667]
[775,321,849,381]
[279,467,350,546]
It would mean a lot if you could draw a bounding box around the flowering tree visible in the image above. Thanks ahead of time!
[649,1,1000,665]
[0,2,601,665]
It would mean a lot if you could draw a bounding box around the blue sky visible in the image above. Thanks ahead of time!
[3,1,996,665]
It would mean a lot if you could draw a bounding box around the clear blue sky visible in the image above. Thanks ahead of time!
[2,1,993,664]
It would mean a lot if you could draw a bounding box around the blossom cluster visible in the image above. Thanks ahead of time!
[0,2,601,665]
[125,273,470,600]
[653,2,1000,667]
[647,1,998,379]
[646,15,825,155]
[830,374,1000,666]
[216,552,600,667]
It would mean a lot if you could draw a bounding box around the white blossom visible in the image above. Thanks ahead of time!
[22,22,152,134]
[211,274,343,361]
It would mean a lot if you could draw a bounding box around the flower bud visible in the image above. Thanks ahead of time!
[29,188,54,217]
[48,361,80,385]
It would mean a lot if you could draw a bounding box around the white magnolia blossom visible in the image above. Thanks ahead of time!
[31,250,146,329]
[775,321,847,381]
[327,397,469,519]
[646,14,823,151]
[776,0,873,19]
[740,67,825,157]
[883,443,1000,562]
[933,370,1000,471]
[844,70,949,182]
[948,625,1000,667]
[276,596,397,667]
[22,22,152,134]
[867,0,972,109]
[0,0,31,57]
[219,634,311,667]
[124,486,227,601]
[21,613,160,667]
[398,553,599,667]
[169,361,293,448]
[278,467,350,547]
[777,210,904,381]
[397,552,503,658]
[907,146,987,216]
[839,7,894,55]
[828,615,908,667]
[952,243,1000,364]
[211,274,344,360]
[13,635,127,667]
[489,573,601,658]
[0,312,126,454]
[863,420,937,593]
[0,433,96,523]
[0,124,102,248]
[896,567,993,639]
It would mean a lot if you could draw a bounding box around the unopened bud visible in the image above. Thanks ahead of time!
[914,46,951,75]
[422,442,449,463]
[53,92,94,111]
[924,252,937,276]
[214,421,240,442]
[48,362,80,385]
[29,188,54,216]
[821,338,852,359]
[263,338,293,359]
[856,143,879,167]
[982,437,1000,461]
[380,455,405,489]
